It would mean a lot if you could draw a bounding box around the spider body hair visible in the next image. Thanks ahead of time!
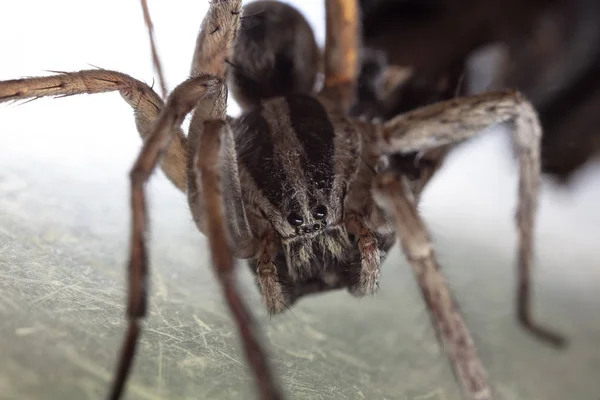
[231,92,395,308]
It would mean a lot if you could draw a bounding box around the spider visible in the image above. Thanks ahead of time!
[0,0,566,399]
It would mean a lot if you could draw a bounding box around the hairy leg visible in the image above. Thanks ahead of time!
[0,70,187,192]
[374,172,492,400]
[185,0,255,257]
[255,231,286,314]
[376,89,565,347]
[191,119,283,399]
[345,213,381,295]
[321,0,360,109]
[139,0,168,99]
[189,0,242,78]
[185,0,279,398]
[111,73,221,400]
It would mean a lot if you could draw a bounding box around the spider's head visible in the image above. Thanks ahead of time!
[278,205,351,275]
[259,208,362,308]
[240,185,360,308]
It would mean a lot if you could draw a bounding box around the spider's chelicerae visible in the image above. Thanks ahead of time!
[0,0,567,399]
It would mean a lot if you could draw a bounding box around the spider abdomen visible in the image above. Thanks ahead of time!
[227,1,320,109]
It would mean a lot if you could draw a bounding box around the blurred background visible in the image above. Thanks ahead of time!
[0,1,599,399]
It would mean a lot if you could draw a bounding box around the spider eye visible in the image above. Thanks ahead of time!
[312,205,327,220]
[287,212,304,227]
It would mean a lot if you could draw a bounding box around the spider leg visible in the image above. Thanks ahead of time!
[256,232,286,314]
[139,0,168,99]
[185,0,280,397]
[185,0,256,258]
[189,0,241,78]
[375,89,566,346]
[373,172,492,400]
[185,76,256,258]
[0,70,187,191]
[109,73,221,400]
[321,0,360,109]
[375,90,566,347]
[191,119,284,399]
[345,214,381,295]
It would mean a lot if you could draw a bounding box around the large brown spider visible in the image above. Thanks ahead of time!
[0,1,566,399]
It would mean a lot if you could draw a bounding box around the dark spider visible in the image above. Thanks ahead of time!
[0,1,567,399]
